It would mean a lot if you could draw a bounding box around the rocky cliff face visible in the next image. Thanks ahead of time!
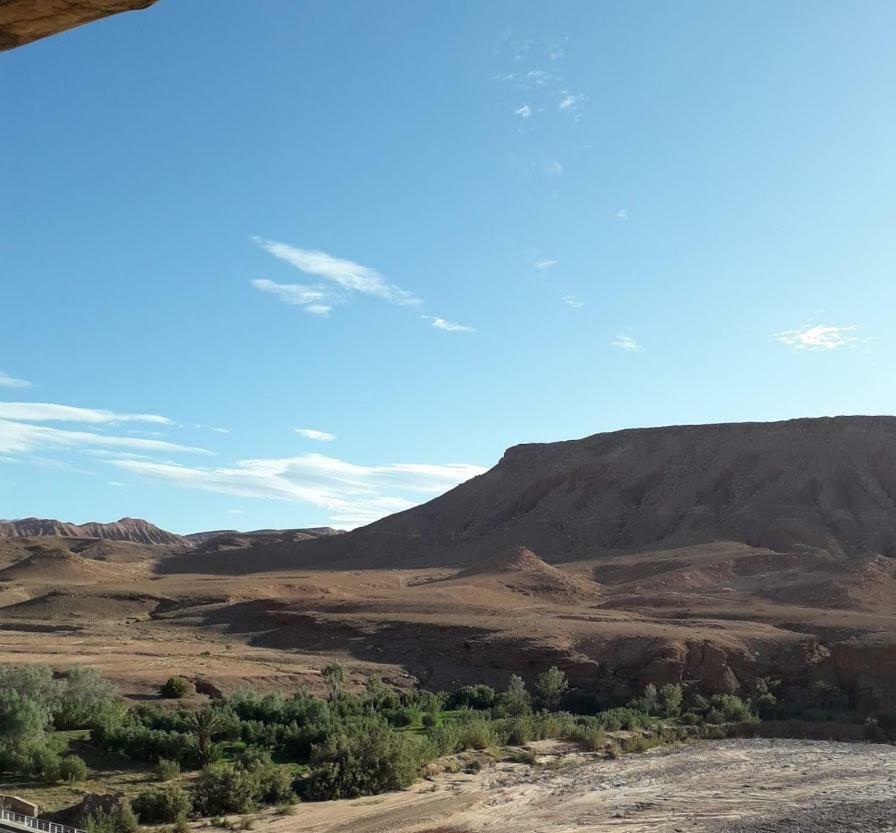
[302,416,896,569]
[0,0,158,51]
[0,516,183,546]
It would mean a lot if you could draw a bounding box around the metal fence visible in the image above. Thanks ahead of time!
[0,809,84,833]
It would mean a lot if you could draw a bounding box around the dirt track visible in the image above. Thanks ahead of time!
[265,740,896,833]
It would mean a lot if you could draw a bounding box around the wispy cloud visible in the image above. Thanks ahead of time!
[421,315,475,333]
[615,209,630,221]
[546,160,563,176]
[514,104,533,119]
[563,295,584,308]
[611,333,644,352]
[255,238,421,307]
[0,420,211,457]
[534,258,557,270]
[250,279,332,316]
[0,401,209,462]
[0,402,171,425]
[526,69,551,86]
[0,371,31,389]
[110,453,487,529]
[295,428,336,442]
[773,324,861,351]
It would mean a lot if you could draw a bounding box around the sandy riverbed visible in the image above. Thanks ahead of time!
[258,739,896,833]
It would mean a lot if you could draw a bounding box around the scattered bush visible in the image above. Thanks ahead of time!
[161,677,196,700]
[83,800,139,833]
[157,757,181,781]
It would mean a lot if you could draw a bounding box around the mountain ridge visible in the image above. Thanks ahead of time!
[0,516,184,546]
[285,414,896,569]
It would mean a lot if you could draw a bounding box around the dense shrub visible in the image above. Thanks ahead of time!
[132,786,191,824]
[454,717,500,750]
[300,723,429,800]
[445,685,496,710]
[58,754,89,782]
[192,752,293,815]
[707,694,752,723]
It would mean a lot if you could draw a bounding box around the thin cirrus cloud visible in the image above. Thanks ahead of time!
[250,279,332,316]
[0,420,211,457]
[534,258,557,270]
[0,401,210,459]
[773,324,861,351]
[295,427,336,442]
[253,237,471,332]
[563,296,584,309]
[254,237,421,307]
[0,402,172,425]
[611,333,645,352]
[421,315,475,333]
[110,453,488,529]
[514,104,533,119]
[0,371,31,389]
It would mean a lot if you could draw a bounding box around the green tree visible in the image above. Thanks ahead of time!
[56,667,121,728]
[499,674,531,717]
[641,684,659,715]
[659,684,683,718]
[535,667,568,710]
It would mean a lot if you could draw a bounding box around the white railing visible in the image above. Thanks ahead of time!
[0,810,84,833]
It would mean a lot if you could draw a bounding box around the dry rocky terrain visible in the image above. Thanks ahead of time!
[3,417,896,829]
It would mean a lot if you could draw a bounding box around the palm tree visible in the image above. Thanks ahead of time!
[188,708,226,765]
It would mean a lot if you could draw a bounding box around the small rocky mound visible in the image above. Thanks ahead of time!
[457,546,600,600]
[0,546,123,582]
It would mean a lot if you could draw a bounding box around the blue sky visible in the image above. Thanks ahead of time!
[3,0,896,533]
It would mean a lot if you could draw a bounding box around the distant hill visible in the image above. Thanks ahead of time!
[183,527,342,547]
[0,517,184,546]
[290,416,896,569]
